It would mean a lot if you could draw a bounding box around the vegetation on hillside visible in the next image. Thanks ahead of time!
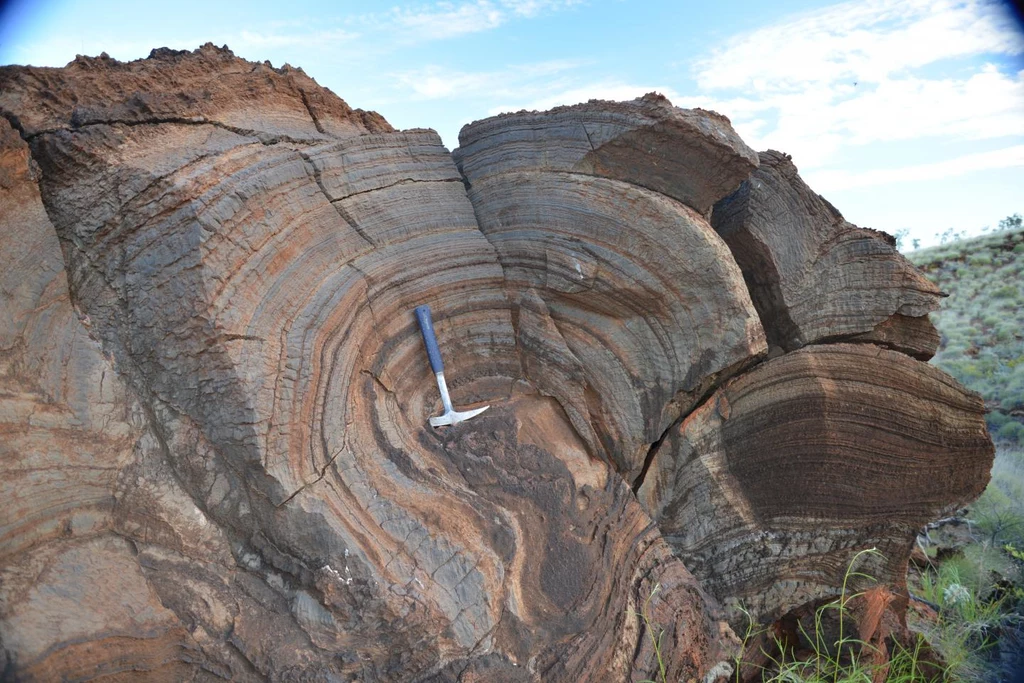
[909,219,1024,445]
[905,218,1024,682]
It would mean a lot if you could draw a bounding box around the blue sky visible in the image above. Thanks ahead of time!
[1,0,1022,248]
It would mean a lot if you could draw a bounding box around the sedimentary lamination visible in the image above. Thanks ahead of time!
[0,45,993,682]
[637,343,991,625]
[453,95,767,482]
[712,150,943,360]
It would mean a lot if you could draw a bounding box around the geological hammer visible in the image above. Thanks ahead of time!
[414,305,489,427]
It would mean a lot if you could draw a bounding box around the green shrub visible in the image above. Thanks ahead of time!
[1003,377,1024,410]
[972,447,1024,546]
[992,285,1020,299]
[730,549,947,682]
[913,545,1020,682]
[995,328,1015,343]
[907,233,1024,678]
[998,421,1024,443]
[630,583,668,683]
[988,411,1011,429]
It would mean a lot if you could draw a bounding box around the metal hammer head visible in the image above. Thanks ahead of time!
[428,371,489,428]
[429,404,490,428]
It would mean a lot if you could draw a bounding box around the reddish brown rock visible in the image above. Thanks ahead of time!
[712,150,942,360]
[637,344,993,624]
[0,45,992,683]
[0,43,390,141]
[454,93,759,216]
[0,111,225,682]
[1,48,737,681]
[455,102,767,481]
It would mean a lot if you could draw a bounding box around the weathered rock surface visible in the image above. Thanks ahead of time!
[454,98,766,482]
[0,109,202,681]
[712,150,942,360]
[637,343,992,624]
[453,94,759,216]
[0,45,391,141]
[0,45,992,682]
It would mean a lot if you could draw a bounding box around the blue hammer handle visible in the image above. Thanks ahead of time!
[414,305,445,374]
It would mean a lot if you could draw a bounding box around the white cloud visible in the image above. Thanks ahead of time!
[395,60,584,100]
[389,2,504,39]
[729,67,1024,167]
[695,0,1024,92]
[385,0,581,41]
[502,0,580,17]
[827,66,1024,142]
[805,143,1024,191]
[688,0,1024,171]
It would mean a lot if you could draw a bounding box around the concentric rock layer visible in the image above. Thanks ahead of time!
[454,97,767,480]
[712,150,942,359]
[637,343,991,624]
[0,45,992,682]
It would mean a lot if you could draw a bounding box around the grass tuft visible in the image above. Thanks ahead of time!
[631,582,668,683]
[728,549,943,682]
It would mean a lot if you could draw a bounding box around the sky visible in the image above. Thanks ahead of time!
[1,0,1022,249]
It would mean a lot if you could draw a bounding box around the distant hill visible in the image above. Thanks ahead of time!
[908,228,1024,443]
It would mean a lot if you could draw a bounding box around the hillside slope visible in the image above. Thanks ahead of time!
[910,228,1024,443]
[907,229,1024,681]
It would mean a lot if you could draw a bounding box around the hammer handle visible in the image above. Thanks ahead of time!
[414,305,445,374]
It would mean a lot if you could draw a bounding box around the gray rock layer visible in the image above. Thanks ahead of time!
[712,150,942,359]
[0,45,992,682]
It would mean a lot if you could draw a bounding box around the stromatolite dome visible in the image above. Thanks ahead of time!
[0,45,992,682]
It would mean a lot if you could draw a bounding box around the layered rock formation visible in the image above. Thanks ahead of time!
[453,96,766,483]
[711,150,943,360]
[0,45,992,682]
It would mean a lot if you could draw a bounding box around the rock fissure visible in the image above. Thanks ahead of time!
[22,116,316,146]
[298,150,375,246]
[274,447,345,509]
[0,47,993,683]
[298,90,327,135]
[330,176,466,204]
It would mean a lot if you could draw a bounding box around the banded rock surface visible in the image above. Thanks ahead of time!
[637,343,992,625]
[454,95,767,482]
[0,45,993,682]
[712,150,943,360]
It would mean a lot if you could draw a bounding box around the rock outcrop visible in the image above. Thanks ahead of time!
[0,45,992,682]
[637,344,991,625]
[453,95,766,483]
[712,150,943,360]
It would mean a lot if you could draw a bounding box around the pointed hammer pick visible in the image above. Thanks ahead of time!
[414,304,489,427]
